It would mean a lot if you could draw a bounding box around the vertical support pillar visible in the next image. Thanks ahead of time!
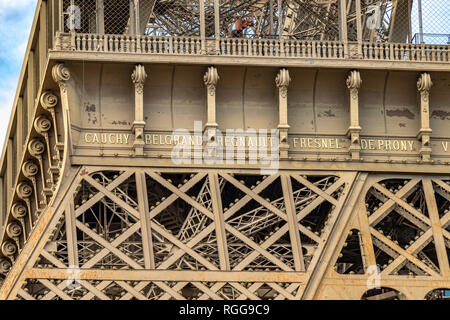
[200,0,206,53]
[214,0,220,52]
[281,174,305,272]
[58,0,63,33]
[135,0,140,35]
[0,177,3,232]
[136,170,155,269]
[269,0,274,36]
[277,0,282,39]
[96,0,105,34]
[417,72,433,161]
[355,0,363,57]
[17,98,24,161]
[338,0,348,57]
[129,0,136,35]
[275,68,291,159]
[203,66,219,142]
[6,140,13,207]
[27,51,36,128]
[39,0,48,83]
[346,70,362,160]
[209,173,230,270]
[131,65,148,156]
[65,198,79,267]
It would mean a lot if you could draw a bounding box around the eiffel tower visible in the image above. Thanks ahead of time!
[0,0,449,300]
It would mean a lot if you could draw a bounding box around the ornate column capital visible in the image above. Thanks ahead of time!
[417,72,433,104]
[52,64,71,93]
[132,64,147,94]
[417,72,433,93]
[346,70,362,98]
[203,66,219,96]
[275,68,291,98]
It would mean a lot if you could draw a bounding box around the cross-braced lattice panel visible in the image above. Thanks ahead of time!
[14,169,356,300]
[219,0,279,39]
[365,178,450,277]
[283,0,339,40]
[141,0,201,36]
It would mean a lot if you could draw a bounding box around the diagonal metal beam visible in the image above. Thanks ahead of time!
[423,178,450,276]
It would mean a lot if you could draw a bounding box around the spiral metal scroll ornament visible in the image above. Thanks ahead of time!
[22,161,39,179]
[16,182,33,200]
[52,64,70,92]
[0,259,12,275]
[40,91,58,110]
[11,202,27,219]
[34,116,52,136]
[28,139,45,158]
[1,241,17,257]
[6,223,22,239]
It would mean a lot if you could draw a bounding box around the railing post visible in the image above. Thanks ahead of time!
[355,0,363,58]
[135,0,141,35]
[338,0,349,58]
[214,0,220,53]
[200,0,206,53]
[96,0,105,34]
[129,0,136,35]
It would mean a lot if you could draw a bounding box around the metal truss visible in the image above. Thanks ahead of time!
[61,0,430,43]
[3,168,355,300]
[2,168,449,300]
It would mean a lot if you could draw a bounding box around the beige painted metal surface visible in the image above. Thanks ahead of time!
[0,0,449,300]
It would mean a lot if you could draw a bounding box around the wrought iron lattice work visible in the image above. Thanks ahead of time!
[60,0,449,43]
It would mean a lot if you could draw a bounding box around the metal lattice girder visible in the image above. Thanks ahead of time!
[2,168,450,300]
[60,0,449,43]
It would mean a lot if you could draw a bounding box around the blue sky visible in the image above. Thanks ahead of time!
[0,0,448,152]
[0,0,37,154]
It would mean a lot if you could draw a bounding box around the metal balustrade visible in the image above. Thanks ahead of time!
[54,32,450,63]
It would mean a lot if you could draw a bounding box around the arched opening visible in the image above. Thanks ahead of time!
[361,287,407,300]
[425,288,450,300]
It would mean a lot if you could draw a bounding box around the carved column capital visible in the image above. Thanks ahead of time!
[132,64,147,94]
[275,68,291,99]
[203,66,219,96]
[417,72,433,94]
[346,70,362,100]
[52,64,71,93]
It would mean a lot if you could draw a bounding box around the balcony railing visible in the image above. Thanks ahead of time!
[54,33,450,63]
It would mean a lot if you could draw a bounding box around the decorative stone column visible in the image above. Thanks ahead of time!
[131,64,147,156]
[417,72,433,162]
[346,70,362,160]
[203,66,219,142]
[276,68,291,159]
